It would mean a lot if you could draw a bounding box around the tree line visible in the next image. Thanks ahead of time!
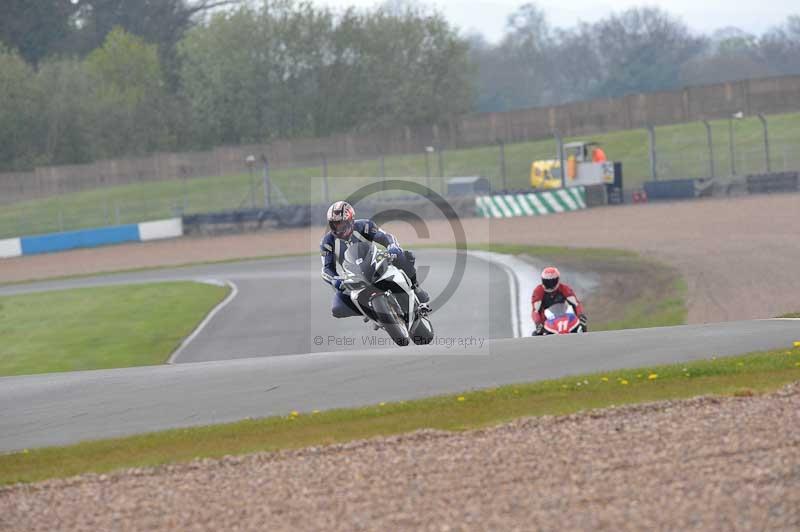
[0,1,798,172]
[0,0,471,171]
[470,5,800,112]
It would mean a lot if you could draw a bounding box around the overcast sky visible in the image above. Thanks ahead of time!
[311,0,797,42]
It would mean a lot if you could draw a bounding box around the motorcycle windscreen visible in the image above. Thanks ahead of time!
[543,302,575,320]
[342,241,378,281]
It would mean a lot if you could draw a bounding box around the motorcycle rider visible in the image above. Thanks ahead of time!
[531,266,588,335]
[321,200,430,319]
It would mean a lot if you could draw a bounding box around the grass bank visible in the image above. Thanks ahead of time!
[473,243,687,331]
[0,281,229,376]
[3,111,800,238]
[2,347,799,485]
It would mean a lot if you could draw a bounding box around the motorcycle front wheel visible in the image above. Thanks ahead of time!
[371,294,411,346]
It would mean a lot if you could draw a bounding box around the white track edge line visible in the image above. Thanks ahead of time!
[167,280,239,364]
[467,251,527,338]
[502,261,521,338]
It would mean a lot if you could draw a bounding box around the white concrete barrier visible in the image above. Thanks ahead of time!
[138,218,183,242]
[0,238,22,259]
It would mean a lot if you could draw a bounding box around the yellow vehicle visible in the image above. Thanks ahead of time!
[530,160,563,190]
[530,141,615,190]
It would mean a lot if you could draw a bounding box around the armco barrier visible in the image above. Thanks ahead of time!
[20,224,141,255]
[0,218,183,258]
[643,179,698,201]
[183,197,479,235]
[746,172,799,194]
[476,187,586,219]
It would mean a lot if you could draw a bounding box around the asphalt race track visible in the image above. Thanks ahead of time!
[0,250,798,451]
[0,250,597,360]
[2,320,799,451]
[0,250,544,359]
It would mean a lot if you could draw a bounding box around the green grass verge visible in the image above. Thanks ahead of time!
[2,348,799,485]
[779,312,800,318]
[470,243,688,331]
[3,111,800,238]
[595,277,687,331]
[0,282,229,376]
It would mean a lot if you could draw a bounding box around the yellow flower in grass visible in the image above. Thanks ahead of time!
[620,379,629,385]
[794,341,800,349]
[601,377,609,382]
[379,402,386,406]
[290,411,299,417]
[648,374,658,380]
[457,396,466,402]
[737,362,744,367]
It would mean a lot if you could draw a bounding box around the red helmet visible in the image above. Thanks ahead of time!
[541,266,560,293]
[327,201,355,239]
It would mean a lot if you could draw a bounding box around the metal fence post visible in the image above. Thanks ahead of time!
[648,126,658,181]
[702,120,715,178]
[181,169,188,214]
[554,132,566,189]
[728,118,737,176]
[380,152,386,192]
[757,114,771,173]
[261,155,271,208]
[322,154,330,204]
[424,147,433,193]
[497,139,507,192]
[437,147,444,194]
[246,155,256,208]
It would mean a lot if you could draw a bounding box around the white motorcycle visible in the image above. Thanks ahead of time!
[340,241,434,346]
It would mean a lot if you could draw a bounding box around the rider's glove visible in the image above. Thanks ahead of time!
[333,279,345,291]
[579,313,588,327]
[387,244,403,256]
[534,323,544,336]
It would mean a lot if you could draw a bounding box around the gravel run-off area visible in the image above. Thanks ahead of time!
[2,382,799,531]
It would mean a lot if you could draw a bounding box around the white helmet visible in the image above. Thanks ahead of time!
[541,266,561,293]
[327,201,355,239]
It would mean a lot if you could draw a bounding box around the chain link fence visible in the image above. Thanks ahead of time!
[0,115,798,239]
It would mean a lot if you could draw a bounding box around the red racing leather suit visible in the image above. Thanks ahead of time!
[531,283,585,327]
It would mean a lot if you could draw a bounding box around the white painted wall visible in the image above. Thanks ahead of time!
[138,218,183,242]
[0,238,22,259]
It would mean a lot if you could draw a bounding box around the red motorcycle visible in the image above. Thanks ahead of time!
[541,302,585,335]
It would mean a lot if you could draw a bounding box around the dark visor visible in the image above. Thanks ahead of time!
[330,219,352,236]
[542,277,559,290]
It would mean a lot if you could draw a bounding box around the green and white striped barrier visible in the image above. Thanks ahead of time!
[476,187,587,218]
